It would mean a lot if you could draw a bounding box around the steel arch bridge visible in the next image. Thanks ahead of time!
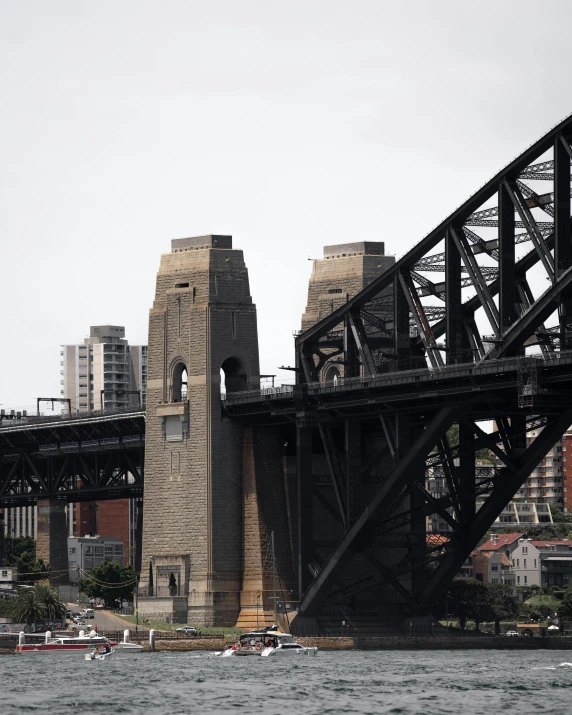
[287,113,572,620]
[4,115,572,626]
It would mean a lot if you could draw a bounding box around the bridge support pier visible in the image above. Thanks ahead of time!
[36,498,69,586]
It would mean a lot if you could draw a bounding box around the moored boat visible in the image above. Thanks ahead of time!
[16,629,142,655]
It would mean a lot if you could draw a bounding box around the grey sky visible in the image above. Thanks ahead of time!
[1,0,572,411]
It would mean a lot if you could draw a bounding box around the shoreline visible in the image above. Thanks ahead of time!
[3,635,572,653]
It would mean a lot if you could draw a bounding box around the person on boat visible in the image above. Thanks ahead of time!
[105,643,111,654]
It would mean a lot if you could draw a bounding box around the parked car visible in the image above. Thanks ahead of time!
[176,627,198,636]
[505,630,519,637]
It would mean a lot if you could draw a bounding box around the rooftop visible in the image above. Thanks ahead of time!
[171,235,232,252]
[479,533,523,551]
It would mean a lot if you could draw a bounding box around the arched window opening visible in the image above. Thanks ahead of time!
[221,357,248,395]
[172,362,188,402]
[324,364,340,385]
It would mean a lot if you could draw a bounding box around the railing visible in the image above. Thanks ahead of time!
[0,404,145,428]
[223,350,572,406]
[137,585,189,598]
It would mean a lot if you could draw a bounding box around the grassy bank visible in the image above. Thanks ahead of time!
[116,614,243,636]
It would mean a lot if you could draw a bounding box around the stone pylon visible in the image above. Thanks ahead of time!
[140,235,260,626]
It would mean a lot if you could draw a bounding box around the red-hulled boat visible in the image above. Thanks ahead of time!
[16,632,115,655]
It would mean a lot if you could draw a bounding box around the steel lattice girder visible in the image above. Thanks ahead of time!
[0,413,145,505]
[292,114,572,619]
[0,447,144,505]
[298,404,463,616]
[295,116,572,367]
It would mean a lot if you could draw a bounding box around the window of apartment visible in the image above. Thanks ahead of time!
[517,558,519,567]
[69,548,75,554]
[491,578,498,583]
[491,564,498,571]
[522,546,528,554]
[524,576,528,584]
[517,576,520,584]
[534,559,537,568]
[1,570,7,578]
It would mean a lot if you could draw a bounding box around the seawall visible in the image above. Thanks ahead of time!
[141,636,572,652]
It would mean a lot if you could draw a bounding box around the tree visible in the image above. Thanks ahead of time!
[78,560,137,607]
[519,595,560,622]
[447,579,488,630]
[7,584,67,625]
[9,587,46,625]
[446,424,495,463]
[486,583,518,635]
[3,536,50,583]
[33,584,67,620]
[559,589,572,619]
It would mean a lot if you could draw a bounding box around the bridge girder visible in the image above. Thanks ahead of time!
[291,114,572,620]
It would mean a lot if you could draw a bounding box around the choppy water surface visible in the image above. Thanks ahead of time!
[2,650,572,714]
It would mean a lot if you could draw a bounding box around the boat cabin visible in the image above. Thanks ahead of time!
[236,631,293,650]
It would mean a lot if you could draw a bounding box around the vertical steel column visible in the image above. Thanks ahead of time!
[458,422,476,527]
[0,509,4,566]
[344,314,360,378]
[555,135,572,350]
[394,275,410,369]
[445,227,463,364]
[296,423,314,599]
[396,413,426,599]
[499,179,517,340]
[345,420,361,526]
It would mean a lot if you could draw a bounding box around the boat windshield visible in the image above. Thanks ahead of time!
[236,632,286,649]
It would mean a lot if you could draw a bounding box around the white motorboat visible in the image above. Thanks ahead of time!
[260,633,318,657]
[218,630,272,656]
[84,649,114,661]
[113,641,143,655]
[217,629,317,657]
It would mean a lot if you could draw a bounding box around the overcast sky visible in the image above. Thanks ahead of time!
[2,0,572,412]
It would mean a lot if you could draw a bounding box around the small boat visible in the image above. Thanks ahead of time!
[217,629,317,657]
[16,629,141,656]
[218,630,272,656]
[113,640,143,655]
[260,634,318,657]
[84,648,114,661]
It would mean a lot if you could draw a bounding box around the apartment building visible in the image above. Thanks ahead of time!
[426,464,553,532]
[60,325,147,413]
[472,550,515,586]
[68,535,124,583]
[561,429,572,513]
[518,427,564,505]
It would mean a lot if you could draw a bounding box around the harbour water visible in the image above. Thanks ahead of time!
[2,649,572,714]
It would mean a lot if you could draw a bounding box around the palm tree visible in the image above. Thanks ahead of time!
[9,588,46,625]
[34,584,67,620]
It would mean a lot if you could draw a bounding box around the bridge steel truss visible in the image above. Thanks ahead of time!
[293,114,572,619]
[0,410,145,506]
